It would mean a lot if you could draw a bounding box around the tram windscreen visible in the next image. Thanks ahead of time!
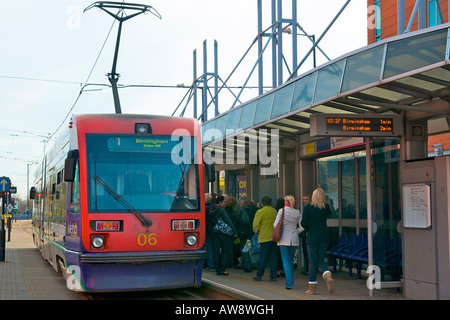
[86,134,200,212]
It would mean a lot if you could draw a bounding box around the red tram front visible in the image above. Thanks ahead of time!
[31,114,208,292]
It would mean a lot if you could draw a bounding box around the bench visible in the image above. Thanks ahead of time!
[327,233,402,280]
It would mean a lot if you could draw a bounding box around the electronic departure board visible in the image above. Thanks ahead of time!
[310,114,403,137]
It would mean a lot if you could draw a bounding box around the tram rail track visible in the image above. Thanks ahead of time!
[86,285,237,300]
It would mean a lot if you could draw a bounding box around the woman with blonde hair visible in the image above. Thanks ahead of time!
[273,195,304,289]
[301,187,335,294]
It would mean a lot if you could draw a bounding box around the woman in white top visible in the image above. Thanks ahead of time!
[273,195,304,289]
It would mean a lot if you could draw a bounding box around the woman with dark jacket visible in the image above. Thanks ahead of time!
[210,195,238,275]
[301,187,335,295]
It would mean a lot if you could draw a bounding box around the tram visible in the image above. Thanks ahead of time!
[30,114,211,292]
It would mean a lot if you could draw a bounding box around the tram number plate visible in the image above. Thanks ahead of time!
[137,233,157,246]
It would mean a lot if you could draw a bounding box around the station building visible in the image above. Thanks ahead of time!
[201,1,450,299]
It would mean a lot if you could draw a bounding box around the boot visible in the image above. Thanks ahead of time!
[323,271,335,294]
[305,283,316,295]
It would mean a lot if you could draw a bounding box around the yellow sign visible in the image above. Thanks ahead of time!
[305,143,315,155]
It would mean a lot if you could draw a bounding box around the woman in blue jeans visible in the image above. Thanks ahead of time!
[273,195,303,289]
[301,187,335,294]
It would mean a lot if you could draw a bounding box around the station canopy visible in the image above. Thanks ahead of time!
[201,23,450,151]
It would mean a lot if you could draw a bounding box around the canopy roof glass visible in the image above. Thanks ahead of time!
[201,24,450,146]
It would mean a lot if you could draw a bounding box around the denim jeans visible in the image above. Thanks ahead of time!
[307,243,329,283]
[213,234,233,274]
[279,245,298,288]
[205,235,215,269]
[256,241,278,279]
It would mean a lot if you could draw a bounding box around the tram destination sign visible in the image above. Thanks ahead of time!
[310,114,403,137]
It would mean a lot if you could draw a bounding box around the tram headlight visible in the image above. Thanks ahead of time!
[186,234,197,246]
[92,236,104,249]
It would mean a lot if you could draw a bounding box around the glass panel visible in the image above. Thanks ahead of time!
[291,72,317,111]
[317,140,401,281]
[201,120,216,144]
[226,107,242,133]
[359,86,411,102]
[358,157,367,222]
[375,0,381,41]
[420,67,450,84]
[317,158,339,248]
[384,29,448,79]
[313,59,345,104]
[238,101,257,130]
[265,123,298,132]
[371,140,402,282]
[86,134,200,212]
[271,84,294,119]
[312,105,353,114]
[253,93,275,125]
[396,76,445,91]
[278,118,310,129]
[341,45,385,92]
[341,158,356,236]
[428,0,441,27]
[214,113,229,139]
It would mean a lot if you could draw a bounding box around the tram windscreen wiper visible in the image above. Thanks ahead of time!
[93,175,152,227]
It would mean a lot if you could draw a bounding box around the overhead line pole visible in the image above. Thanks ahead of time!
[84,2,161,114]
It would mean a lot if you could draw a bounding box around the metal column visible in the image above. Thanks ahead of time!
[257,0,263,95]
[366,138,374,297]
[397,0,405,35]
[214,40,219,117]
[277,0,283,86]
[203,40,208,122]
[271,0,277,89]
[193,49,197,119]
[292,0,298,78]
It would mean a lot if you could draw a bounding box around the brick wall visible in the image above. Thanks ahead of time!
[367,0,449,44]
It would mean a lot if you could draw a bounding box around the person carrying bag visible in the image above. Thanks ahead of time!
[210,195,237,275]
[273,195,303,289]
[272,207,285,242]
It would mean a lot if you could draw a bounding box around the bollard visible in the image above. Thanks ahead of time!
[0,229,5,261]
[7,217,11,242]
[1,193,5,261]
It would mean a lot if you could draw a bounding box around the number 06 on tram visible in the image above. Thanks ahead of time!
[30,114,214,292]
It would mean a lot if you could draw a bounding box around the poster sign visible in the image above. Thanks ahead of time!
[402,183,431,228]
[237,175,247,200]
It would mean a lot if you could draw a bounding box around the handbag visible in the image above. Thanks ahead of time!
[272,207,285,242]
[250,233,261,254]
[213,217,233,236]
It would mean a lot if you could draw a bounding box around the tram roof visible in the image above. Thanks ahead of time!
[201,23,450,147]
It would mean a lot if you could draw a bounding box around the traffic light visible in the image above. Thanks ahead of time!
[10,198,14,205]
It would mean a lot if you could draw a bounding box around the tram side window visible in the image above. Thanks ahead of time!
[70,162,80,212]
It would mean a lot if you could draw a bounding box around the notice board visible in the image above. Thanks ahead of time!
[402,183,431,228]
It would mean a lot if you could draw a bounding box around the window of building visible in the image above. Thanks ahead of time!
[375,0,381,41]
[428,0,441,27]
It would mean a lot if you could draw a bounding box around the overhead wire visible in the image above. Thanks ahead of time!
[0,75,81,86]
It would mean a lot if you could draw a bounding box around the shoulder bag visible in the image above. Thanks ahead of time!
[213,217,234,236]
[272,207,285,242]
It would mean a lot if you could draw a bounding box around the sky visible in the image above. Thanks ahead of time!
[0,0,368,201]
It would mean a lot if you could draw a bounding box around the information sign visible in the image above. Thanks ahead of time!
[310,114,403,137]
[0,177,10,193]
